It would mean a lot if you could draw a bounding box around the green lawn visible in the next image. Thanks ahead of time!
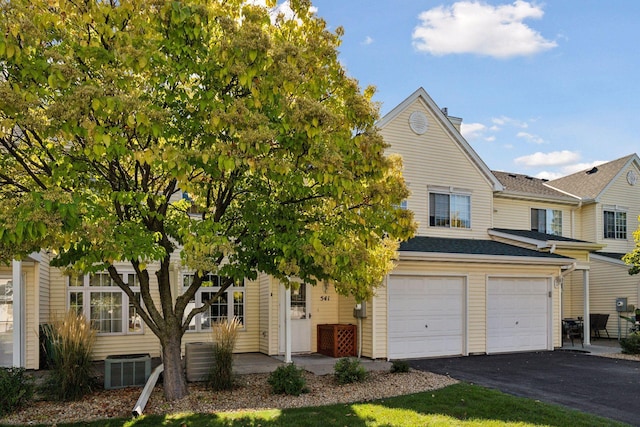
[28,383,631,427]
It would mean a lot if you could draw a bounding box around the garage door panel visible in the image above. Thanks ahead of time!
[388,276,465,359]
[487,278,549,354]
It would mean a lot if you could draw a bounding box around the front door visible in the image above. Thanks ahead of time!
[0,277,13,367]
[282,282,311,353]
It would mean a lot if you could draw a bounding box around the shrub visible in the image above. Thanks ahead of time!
[268,363,308,396]
[0,367,33,417]
[390,360,410,373]
[334,357,368,384]
[41,310,96,401]
[209,316,241,391]
[620,332,640,354]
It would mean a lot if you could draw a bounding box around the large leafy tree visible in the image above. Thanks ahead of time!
[0,0,415,400]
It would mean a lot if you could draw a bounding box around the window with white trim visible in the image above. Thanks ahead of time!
[182,273,245,332]
[429,192,470,228]
[68,272,143,335]
[531,208,562,236]
[604,210,627,239]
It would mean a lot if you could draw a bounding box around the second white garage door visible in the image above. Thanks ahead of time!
[388,276,465,359]
[487,277,550,353]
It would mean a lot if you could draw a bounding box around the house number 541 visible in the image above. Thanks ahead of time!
[320,296,330,301]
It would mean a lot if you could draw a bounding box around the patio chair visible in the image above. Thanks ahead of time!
[590,313,610,339]
[563,319,583,347]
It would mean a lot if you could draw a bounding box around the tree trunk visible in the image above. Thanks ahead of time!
[161,332,188,401]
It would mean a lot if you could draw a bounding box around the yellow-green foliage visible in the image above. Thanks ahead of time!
[42,310,96,401]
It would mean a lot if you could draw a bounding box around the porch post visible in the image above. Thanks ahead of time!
[284,285,292,363]
[12,260,23,367]
[583,269,590,346]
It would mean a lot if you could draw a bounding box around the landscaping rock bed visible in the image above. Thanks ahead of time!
[0,370,457,425]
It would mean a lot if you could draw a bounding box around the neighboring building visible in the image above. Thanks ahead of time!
[1,87,637,369]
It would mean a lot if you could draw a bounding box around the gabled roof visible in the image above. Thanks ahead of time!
[492,171,580,203]
[489,228,605,251]
[546,154,640,201]
[399,236,572,264]
[377,87,504,192]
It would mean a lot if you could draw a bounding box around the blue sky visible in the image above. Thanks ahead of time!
[307,1,640,179]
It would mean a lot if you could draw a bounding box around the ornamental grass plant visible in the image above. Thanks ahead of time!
[209,316,241,391]
[41,310,96,401]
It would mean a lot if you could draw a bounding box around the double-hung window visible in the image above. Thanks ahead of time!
[182,273,245,332]
[604,209,627,239]
[429,191,471,228]
[68,272,143,335]
[531,208,563,236]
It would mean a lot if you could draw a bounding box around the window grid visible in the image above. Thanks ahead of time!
[429,192,471,229]
[182,274,245,332]
[604,210,627,239]
[68,272,142,335]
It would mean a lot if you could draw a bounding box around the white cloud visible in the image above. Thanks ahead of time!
[535,170,564,180]
[492,116,528,129]
[516,131,545,144]
[412,1,557,58]
[560,160,607,175]
[362,36,374,45]
[514,150,580,167]
[461,122,487,140]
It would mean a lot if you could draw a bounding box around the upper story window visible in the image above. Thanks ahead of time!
[531,208,562,236]
[429,192,470,229]
[604,209,627,239]
[182,273,245,332]
[68,272,143,335]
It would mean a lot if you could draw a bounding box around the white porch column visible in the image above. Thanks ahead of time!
[284,285,292,363]
[11,260,23,367]
[583,269,590,346]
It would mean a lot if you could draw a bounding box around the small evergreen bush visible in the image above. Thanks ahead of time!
[40,310,96,401]
[390,360,410,373]
[334,357,368,384]
[0,367,33,417]
[209,317,241,391]
[268,363,308,396]
[620,332,640,354]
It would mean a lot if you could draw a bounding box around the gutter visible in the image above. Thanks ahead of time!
[132,363,164,418]
[397,251,573,266]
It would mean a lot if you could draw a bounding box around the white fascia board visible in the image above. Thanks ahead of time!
[487,229,548,249]
[495,191,580,205]
[591,253,628,267]
[397,251,574,266]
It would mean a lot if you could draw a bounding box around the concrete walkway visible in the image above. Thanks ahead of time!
[233,353,391,375]
[559,337,622,355]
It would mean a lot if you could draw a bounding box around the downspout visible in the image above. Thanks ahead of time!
[132,363,164,417]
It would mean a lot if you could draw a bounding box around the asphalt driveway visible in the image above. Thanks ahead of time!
[409,351,640,426]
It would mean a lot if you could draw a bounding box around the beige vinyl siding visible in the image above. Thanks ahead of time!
[380,98,494,239]
[586,258,639,339]
[258,273,270,354]
[383,260,561,357]
[25,263,39,369]
[38,252,50,325]
[597,164,640,253]
[562,271,584,320]
[493,197,575,237]
[578,204,597,243]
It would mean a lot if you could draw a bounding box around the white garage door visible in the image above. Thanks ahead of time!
[487,277,550,353]
[388,276,465,359]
